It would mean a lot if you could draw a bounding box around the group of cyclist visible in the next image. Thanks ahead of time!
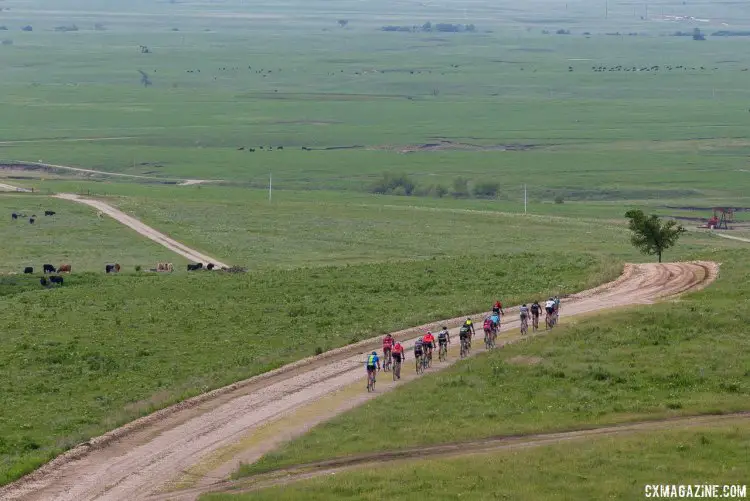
[365,298,561,388]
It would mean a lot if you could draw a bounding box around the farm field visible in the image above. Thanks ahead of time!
[0,193,181,273]
[208,421,750,501]
[0,253,604,485]
[1,0,749,497]
[237,249,750,476]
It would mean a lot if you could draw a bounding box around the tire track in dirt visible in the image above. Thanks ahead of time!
[53,193,229,268]
[0,261,718,501]
[158,412,750,499]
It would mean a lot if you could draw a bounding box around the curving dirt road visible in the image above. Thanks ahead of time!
[53,193,229,268]
[0,261,717,501]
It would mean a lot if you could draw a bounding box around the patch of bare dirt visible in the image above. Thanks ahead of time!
[371,140,542,153]
[507,356,543,366]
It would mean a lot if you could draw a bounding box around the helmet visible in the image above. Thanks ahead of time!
[426,331,431,335]
[371,351,377,355]
[442,326,447,330]
[522,304,527,307]
[549,297,554,301]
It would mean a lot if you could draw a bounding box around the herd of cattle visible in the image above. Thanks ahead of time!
[11,210,55,225]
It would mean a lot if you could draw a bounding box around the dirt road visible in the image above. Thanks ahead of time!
[0,182,31,192]
[2,161,220,184]
[0,262,717,501]
[54,193,229,268]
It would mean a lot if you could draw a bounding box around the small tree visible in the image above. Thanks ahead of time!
[692,28,705,41]
[625,210,686,263]
[452,176,470,198]
[338,19,348,28]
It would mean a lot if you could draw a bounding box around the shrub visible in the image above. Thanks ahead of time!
[473,181,500,199]
[21,25,32,32]
[1,39,12,46]
[451,177,470,198]
[135,265,142,272]
[370,172,416,196]
[554,195,565,204]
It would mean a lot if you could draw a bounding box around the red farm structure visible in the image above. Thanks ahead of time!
[705,207,734,230]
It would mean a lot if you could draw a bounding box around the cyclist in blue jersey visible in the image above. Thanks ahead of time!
[366,351,380,386]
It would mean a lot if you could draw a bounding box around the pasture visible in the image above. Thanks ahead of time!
[0,0,749,493]
[209,422,750,501]
[0,193,181,273]
[0,253,604,485]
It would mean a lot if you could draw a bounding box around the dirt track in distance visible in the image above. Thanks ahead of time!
[53,193,228,268]
[0,261,718,501]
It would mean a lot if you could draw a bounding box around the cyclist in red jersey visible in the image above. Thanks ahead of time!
[391,341,405,379]
[382,333,394,369]
[422,331,436,363]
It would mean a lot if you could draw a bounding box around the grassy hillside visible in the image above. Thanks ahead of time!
[207,422,750,501]
[0,253,605,485]
[238,249,749,476]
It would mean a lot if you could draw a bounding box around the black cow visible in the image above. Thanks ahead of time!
[207,263,215,270]
[44,210,56,216]
[29,218,35,224]
[49,275,64,285]
[11,212,18,220]
[24,267,33,274]
[106,264,115,273]
[43,264,56,274]
[40,277,49,287]
[187,262,203,271]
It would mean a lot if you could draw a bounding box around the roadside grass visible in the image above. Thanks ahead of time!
[207,422,750,501]
[0,252,605,486]
[0,194,182,273]
[238,249,750,476]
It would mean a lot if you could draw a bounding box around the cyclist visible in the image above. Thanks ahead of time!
[490,311,500,332]
[492,300,505,316]
[414,336,424,367]
[482,316,493,344]
[530,300,542,330]
[519,303,530,334]
[458,323,471,354]
[366,351,380,386]
[545,297,556,327]
[423,331,435,364]
[382,333,394,368]
[437,326,450,353]
[463,318,475,348]
[392,341,405,379]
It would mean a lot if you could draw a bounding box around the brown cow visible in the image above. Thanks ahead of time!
[166,263,173,272]
[57,264,71,273]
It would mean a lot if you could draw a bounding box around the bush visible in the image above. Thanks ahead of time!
[451,177,470,198]
[473,181,500,199]
[135,265,142,272]
[554,195,565,204]
[556,29,571,35]
[0,26,8,31]
[1,39,12,46]
[21,25,32,32]
[370,172,416,196]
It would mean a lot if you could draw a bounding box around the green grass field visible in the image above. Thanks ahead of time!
[0,253,606,485]
[1,0,750,492]
[239,249,750,476]
[207,422,750,501]
[0,193,181,273]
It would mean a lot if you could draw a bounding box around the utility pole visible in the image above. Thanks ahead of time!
[606,0,609,19]
[269,172,272,202]
[524,184,527,214]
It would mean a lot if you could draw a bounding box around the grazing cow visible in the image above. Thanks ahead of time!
[166,263,174,272]
[11,212,18,220]
[57,264,71,273]
[106,264,116,273]
[43,264,56,274]
[156,262,165,272]
[115,263,121,273]
[187,262,203,271]
[40,277,48,287]
[49,275,64,285]
[207,263,215,270]
[44,210,56,216]
[29,218,35,224]
[24,267,33,274]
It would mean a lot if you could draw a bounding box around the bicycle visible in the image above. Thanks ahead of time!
[438,343,448,362]
[367,368,377,392]
[484,331,494,350]
[532,314,540,332]
[546,312,554,330]
[393,357,402,380]
[520,316,529,335]
[460,338,469,358]
[383,349,392,372]
[416,353,424,374]
[426,348,433,368]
